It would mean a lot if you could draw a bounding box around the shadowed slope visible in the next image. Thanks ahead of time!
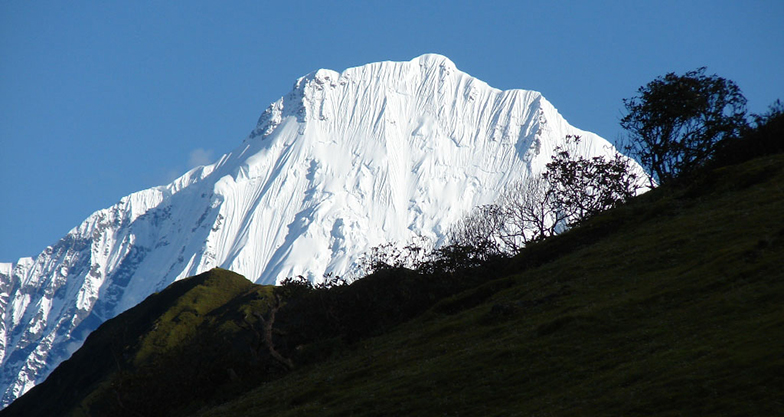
[195,154,784,416]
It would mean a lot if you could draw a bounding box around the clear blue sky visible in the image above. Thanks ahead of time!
[1,1,782,262]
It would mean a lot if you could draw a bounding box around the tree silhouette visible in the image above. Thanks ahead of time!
[621,67,747,185]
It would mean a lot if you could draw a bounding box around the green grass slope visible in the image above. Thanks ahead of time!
[0,268,281,417]
[194,154,784,417]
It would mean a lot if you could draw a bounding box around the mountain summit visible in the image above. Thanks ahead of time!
[0,54,632,406]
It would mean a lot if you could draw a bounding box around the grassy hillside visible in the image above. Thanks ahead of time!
[1,268,282,417]
[3,143,783,415]
[194,153,784,416]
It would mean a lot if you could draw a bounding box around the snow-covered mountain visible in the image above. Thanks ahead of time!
[0,54,635,407]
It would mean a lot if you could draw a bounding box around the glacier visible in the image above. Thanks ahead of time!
[0,54,638,407]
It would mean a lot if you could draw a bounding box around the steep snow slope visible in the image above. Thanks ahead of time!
[0,54,635,407]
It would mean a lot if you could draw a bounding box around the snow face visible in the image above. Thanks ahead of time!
[0,54,637,407]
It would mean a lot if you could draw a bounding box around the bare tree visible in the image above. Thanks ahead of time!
[497,175,558,249]
[447,135,644,258]
[446,204,506,257]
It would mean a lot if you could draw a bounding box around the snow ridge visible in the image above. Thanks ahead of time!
[0,54,630,407]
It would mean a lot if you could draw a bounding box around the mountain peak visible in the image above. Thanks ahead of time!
[412,52,455,66]
[250,54,531,143]
[301,53,458,84]
[0,55,635,408]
